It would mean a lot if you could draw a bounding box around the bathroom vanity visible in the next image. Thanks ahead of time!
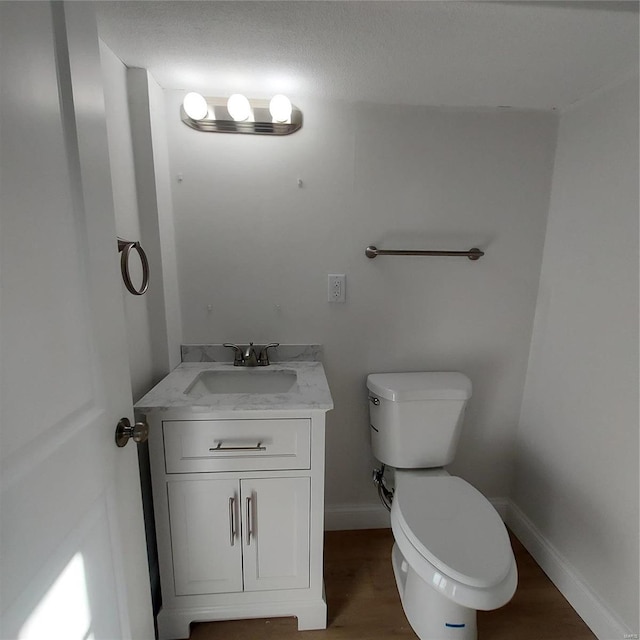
[135,351,333,640]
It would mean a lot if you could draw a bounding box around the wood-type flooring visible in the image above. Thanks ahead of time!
[189,528,597,640]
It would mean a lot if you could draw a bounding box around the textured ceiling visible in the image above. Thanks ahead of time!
[95,1,639,110]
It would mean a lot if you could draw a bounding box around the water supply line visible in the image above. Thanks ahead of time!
[372,465,394,512]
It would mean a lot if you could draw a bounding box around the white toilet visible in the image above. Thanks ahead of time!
[367,372,517,640]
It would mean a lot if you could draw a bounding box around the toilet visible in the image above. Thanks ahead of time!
[367,372,517,640]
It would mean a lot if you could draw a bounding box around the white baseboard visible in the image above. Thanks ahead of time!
[489,497,509,521]
[324,498,507,532]
[325,498,635,640]
[324,503,390,531]
[506,500,634,640]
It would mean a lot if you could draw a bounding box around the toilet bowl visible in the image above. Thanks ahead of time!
[390,470,517,639]
[366,372,517,640]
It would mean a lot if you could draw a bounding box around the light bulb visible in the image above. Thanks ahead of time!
[182,92,208,120]
[269,94,292,123]
[227,94,251,122]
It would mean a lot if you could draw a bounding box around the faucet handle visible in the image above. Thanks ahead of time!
[223,343,244,366]
[258,343,280,366]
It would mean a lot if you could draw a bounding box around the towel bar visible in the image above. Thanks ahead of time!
[365,246,484,261]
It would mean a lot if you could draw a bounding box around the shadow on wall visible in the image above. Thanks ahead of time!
[512,441,624,596]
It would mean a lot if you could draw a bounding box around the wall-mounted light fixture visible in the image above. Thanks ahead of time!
[181,92,303,135]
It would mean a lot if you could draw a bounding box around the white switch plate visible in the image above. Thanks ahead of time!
[328,274,346,303]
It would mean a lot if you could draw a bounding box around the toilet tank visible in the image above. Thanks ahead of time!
[367,372,472,468]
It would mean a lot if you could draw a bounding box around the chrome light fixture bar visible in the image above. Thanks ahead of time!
[181,93,303,136]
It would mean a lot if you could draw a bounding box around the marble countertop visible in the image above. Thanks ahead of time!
[134,361,334,412]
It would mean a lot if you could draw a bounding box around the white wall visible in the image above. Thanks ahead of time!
[165,93,558,512]
[128,69,183,377]
[146,76,183,372]
[514,75,639,636]
[100,41,155,402]
[100,44,183,616]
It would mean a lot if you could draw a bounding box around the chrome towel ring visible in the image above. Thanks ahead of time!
[117,237,149,296]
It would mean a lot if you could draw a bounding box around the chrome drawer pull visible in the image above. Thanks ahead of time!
[209,442,267,452]
[228,496,236,546]
[246,496,253,546]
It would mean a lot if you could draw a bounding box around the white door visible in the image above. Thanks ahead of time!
[0,3,154,639]
[242,477,310,592]
[167,479,243,596]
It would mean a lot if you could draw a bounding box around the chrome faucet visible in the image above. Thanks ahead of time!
[223,342,280,367]
[242,343,259,367]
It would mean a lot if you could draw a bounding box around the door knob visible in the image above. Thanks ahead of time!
[115,417,149,448]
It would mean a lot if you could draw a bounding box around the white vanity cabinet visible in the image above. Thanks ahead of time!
[166,477,243,596]
[144,410,328,640]
[168,476,310,596]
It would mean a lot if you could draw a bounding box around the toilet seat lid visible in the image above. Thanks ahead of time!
[393,475,513,589]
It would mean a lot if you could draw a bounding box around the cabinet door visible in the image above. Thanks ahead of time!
[241,477,310,592]
[167,479,243,595]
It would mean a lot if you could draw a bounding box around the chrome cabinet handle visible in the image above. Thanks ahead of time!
[209,442,266,452]
[246,496,252,546]
[228,497,236,546]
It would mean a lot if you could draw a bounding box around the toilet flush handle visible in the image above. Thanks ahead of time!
[369,396,380,406]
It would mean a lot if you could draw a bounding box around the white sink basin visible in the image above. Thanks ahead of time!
[185,369,298,396]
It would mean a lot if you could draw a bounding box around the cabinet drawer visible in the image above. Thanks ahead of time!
[163,419,311,473]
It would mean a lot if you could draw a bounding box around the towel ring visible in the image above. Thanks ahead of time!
[117,237,149,296]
